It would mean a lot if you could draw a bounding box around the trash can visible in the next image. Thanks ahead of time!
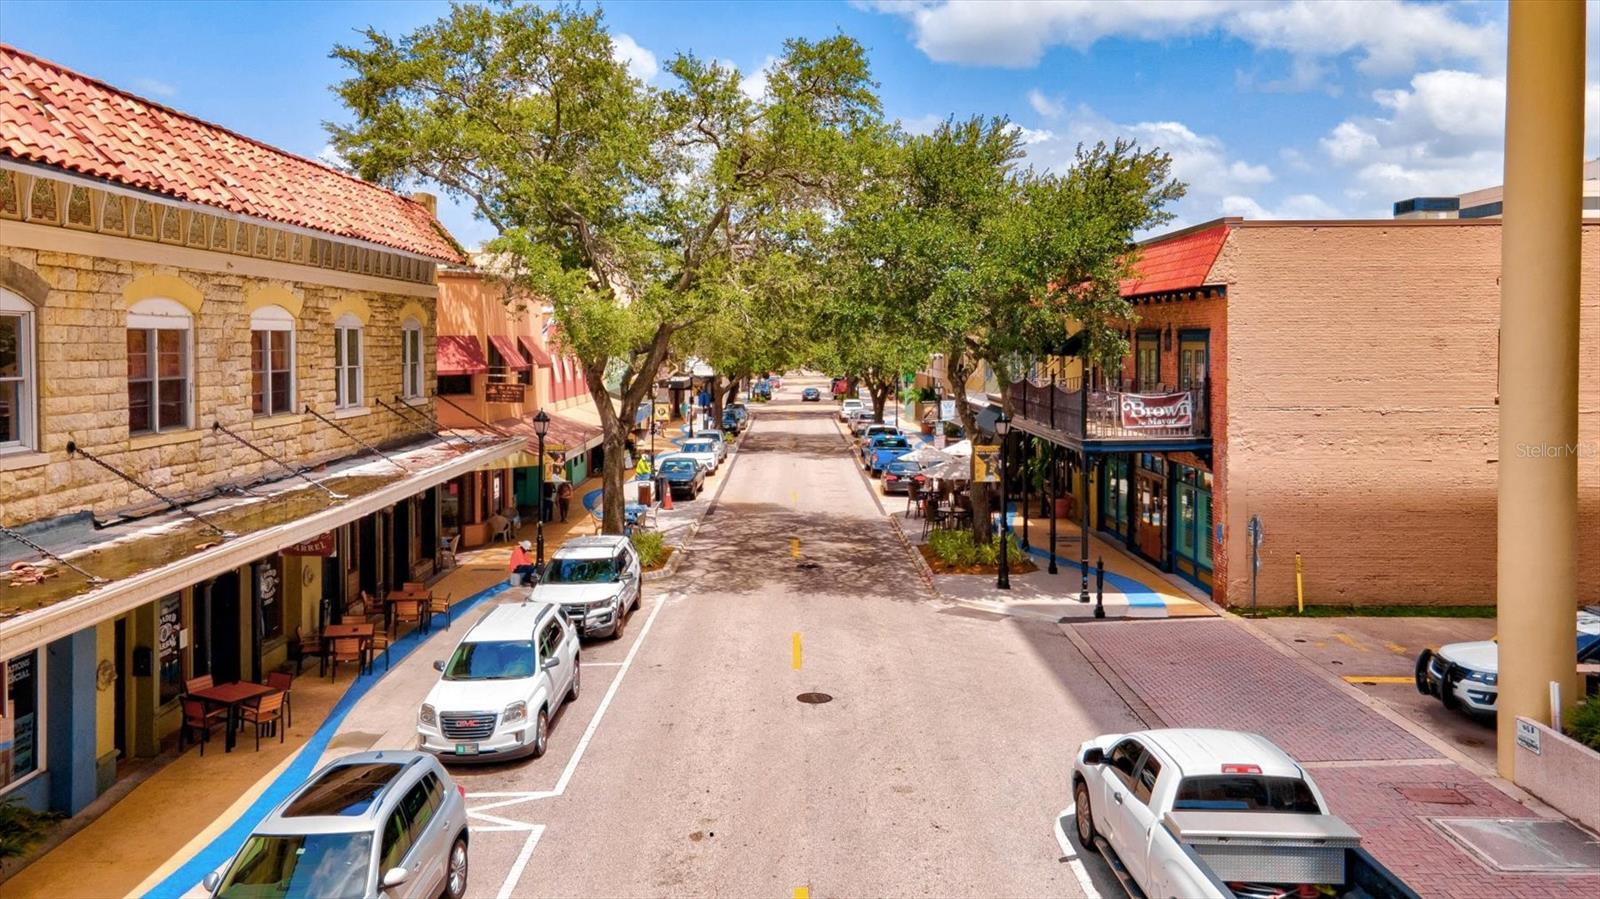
[637,480,653,506]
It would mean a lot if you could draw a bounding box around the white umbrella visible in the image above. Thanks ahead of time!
[901,444,954,466]
[944,439,973,457]
[924,458,970,482]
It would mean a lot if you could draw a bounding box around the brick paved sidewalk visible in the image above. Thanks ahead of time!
[1074,618,1600,898]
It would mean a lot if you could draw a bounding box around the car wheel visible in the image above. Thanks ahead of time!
[1414,649,1434,695]
[568,658,580,702]
[612,603,627,640]
[1074,779,1097,848]
[442,835,469,899]
[530,708,549,758]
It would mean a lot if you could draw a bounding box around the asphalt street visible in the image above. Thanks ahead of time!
[354,376,1144,898]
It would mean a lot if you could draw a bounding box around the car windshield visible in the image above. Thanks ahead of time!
[875,437,911,450]
[683,441,715,453]
[443,640,535,680]
[543,557,619,584]
[660,460,695,474]
[215,832,373,899]
[1172,775,1321,813]
[887,461,920,475]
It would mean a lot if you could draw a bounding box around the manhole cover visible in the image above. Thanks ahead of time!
[1395,786,1472,805]
[1434,817,1600,872]
[796,692,833,704]
[796,561,822,570]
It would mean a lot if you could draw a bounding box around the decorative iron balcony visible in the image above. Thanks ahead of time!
[1006,377,1211,444]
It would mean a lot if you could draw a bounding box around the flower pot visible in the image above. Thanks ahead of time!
[1054,497,1070,519]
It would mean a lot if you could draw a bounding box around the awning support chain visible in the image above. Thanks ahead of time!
[0,516,107,584]
[211,421,346,501]
[434,393,512,437]
[65,441,234,539]
[303,405,409,472]
[377,397,473,449]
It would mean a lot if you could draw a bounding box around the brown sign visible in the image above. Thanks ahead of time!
[485,381,525,404]
[285,531,336,556]
[1119,392,1194,429]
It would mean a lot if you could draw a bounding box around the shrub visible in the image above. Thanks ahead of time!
[1566,693,1600,751]
[927,528,978,567]
[631,529,667,569]
[0,796,62,860]
[974,534,1025,566]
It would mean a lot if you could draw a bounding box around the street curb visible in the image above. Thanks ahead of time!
[838,416,939,600]
[648,431,745,582]
[1061,623,1165,730]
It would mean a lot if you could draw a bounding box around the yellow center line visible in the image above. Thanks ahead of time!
[1386,642,1409,655]
[793,888,810,899]
[1341,675,1415,684]
[791,537,801,559]
[792,632,803,670]
[1332,632,1369,652]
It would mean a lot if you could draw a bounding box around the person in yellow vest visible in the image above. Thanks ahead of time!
[635,453,652,479]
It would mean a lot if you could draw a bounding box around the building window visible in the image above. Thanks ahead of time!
[1136,332,1160,391]
[437,374,472,396]
[1,649,41,791]
[401,319,423,400]
[0,289,37,451]
[127,298,193,434]
[1179,331,1209,390]
[250,305,295,417]
[334,313,364,409]
[157,593,184,706]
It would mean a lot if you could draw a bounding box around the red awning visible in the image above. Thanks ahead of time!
[1120,224,1229,298]
[493,411,602,455]
[488,335,530,371]
[436,335,488,376]
[518,335,553,367]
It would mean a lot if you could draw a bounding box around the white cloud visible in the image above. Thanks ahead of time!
[739,56,777,102]
[612,33,658,82]
[865,1,1502,78]
[131,76,177,98]
[316,143,349,171]
[1027,88,1063,118]
[1320,121,1379,163]
[1221,192,1341,219]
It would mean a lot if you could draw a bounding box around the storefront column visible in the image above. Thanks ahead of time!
[1496,0,1585,778]
[45,630,99,814]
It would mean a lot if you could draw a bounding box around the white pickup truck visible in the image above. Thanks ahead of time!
[1064,728,1419,899]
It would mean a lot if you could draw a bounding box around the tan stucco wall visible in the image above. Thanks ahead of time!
[1219,222,1600,607]
[0,237,439,527]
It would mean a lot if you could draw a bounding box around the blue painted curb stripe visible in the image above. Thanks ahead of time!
[145,579,514,899]
[1021,544,1166,609]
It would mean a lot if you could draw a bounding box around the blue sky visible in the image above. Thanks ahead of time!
[2,1,1595,247]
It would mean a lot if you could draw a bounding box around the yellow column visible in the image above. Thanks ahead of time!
[1496,0,1586,778]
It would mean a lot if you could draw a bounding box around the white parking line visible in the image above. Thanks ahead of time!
[1054,806,1102,899]
[495,825,546,899]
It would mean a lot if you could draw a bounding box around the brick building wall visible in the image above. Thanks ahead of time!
[0,243,438,528]
[1217,221,1600,608]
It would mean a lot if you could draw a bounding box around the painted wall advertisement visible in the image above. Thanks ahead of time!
[972,445,1001,483]
[158,593,183,705]
[1119,392,1194,429]
[2,652,38,784]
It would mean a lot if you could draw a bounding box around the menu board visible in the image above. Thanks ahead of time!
[158,593,182,705]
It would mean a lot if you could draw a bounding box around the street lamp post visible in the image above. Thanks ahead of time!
[533,409,550,568]
[995,411,1012,590]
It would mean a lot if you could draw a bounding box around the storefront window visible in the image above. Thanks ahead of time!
[1,650,41,789]
[255,558,283,642]
[158,593,184,706]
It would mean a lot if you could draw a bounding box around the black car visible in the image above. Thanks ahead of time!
[801,387,821,401]
[658,457,706,498]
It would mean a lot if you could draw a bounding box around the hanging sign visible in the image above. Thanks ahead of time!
[1119,392,1194,429]
[653,402,671,422]
[940,399,956,422]
[285,531,336,557]
[485,381,525,404]
[972,445,1001,483]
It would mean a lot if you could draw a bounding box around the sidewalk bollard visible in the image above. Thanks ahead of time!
[1094,556,1105,619]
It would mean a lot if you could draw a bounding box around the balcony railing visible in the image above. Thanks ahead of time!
[1007,377,1210,442]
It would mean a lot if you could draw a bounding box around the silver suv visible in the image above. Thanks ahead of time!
[532,535,642,639]
[205,750,469,899]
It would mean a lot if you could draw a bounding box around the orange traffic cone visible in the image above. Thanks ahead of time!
[662,483,673,510]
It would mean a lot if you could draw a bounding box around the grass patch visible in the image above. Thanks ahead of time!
[0,796,63,860]
[1240,604,1495,619]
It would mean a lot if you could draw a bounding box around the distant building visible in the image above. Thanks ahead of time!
[1394,158,1600,219]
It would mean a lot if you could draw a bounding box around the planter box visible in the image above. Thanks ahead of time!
[1512,716,1600,833]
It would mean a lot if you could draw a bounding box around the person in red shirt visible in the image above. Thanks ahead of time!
[508,540,538,585]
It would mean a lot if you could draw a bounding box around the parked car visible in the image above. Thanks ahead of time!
[205,751,471,899]
[863,434,912,475]
[838,398,863,421]
[682,429,728,462]
[857,423,902,451]
[847,409,879,436]
[417,602,579,762]
[1416,606,1600,716]
[727,403,751,431]
[882,458,926,494]
[802,387,821,402]
[658,457,705,498]
[768,375,782,390]
[751,381,771,401]
[1067,728,1416,899]
[533,535,643,639]
[671,437,721,473]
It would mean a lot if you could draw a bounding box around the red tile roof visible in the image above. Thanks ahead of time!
[0,44,462,262]
[436,336,487,376]
[1120,223,1229,297]
[494,412,601,455]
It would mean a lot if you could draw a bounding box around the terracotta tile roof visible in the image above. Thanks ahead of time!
[1120,223,1229,297]
[0,44,463,262]
[436,335,487,376]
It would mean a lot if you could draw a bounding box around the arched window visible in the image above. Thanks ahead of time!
[250,305,295,416]
[333,312,364,409]
[127,297,192,434]
[400,318,423,400]
[0,288,37,451]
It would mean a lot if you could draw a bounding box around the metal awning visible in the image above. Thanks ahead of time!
[488,335,529,370]
[518,335,553,367]
[437,335,488,375]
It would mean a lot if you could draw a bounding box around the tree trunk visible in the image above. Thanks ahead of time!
[869,377,892,423]
[584,323,675,536]
[942,347,992,543]
[600,428,630,536]
[708,373,724,430]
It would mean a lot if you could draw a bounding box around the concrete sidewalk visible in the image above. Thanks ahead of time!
[1071,617,1598,899]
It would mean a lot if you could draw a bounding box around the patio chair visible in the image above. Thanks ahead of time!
[240,692,286,750]
[178,697,219,756]
[289,626,324,676]
[392,599,424,636]
[439,534,460,570]
[266,671,294,728]
[368,631,392,672]
[404,581,426,592]
[906,480,924,518]
[185,674,214,695]
[356,591,387,627]
[328,637,365,681]
[428,592,453,631]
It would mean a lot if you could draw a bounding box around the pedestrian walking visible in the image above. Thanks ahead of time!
[557,479,573,522]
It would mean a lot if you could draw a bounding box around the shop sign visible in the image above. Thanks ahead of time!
[972,445,1001,483]
[940,399,956,422]
[1119,392,1193,429]
[158,593,183,705]
[285,531,336,556]
[653,402,671,422]
[1516,719,1541,755]
[485,381,525,404]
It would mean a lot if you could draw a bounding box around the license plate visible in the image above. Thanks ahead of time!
[454,743,478,755]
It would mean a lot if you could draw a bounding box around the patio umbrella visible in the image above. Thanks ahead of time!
[924,458,970,482]
[943,439,973,457]
[901,444,954,466]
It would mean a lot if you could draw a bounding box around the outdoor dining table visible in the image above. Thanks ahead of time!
[189,681,278,752]
[383,590,429,634]
[320,622,375,675]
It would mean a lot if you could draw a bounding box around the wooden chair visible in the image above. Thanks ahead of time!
[368,631,392,672]
[185,674,214,694]
[240,692,286,750]
[392,599,424,636]
[906,479,924,518]
[403,581,426,593]
[439,534,460,570]
[428,592,453,631]
[289,627,324,676]
[178,697,219,755]
[266,671,294,728]
[357,591,386,626]
[328,637,365,681]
